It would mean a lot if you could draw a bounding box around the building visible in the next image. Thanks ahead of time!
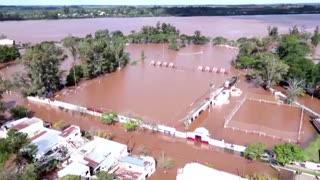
[176,163,246,180]
[0,38,15,46]
[60,136,128,177]
[29,128,61,161]
[58,161,90,178]
[110,155,156,180]
[0,117,44,138]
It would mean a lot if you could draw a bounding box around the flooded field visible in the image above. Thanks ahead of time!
[227,99,303,142]
[1,14,320,43]
[55,44,236,126]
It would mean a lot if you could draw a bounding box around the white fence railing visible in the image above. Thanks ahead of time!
[27,96,246,153]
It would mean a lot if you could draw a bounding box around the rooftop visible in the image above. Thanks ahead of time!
[113,166,142,180]
[31,128,61,156]
[59,125,80,138]
[119,155,145,167]
[11,117,43,131]
[177,163,246,180]
[58,161,89,178]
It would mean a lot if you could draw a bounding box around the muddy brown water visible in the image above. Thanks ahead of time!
[1,15,320,179]
[1,15,320,43]
[55,44,236,126]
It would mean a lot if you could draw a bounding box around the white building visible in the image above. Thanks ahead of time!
[0,117,44,138]
[58,161,90,178]
[0,39,15,46]
[176,163,246,180]
[62,136,128,176]
[110,155,156,180]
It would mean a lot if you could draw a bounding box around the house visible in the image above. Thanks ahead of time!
[0,117,44,138]
[0,39,15,46]
[29,128,61,161]
[69,136,128,175]
[176,163,246,180]
[58,161,90,178]
[110,155,156,180]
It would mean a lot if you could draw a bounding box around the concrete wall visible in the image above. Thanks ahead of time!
[27,96,246,153]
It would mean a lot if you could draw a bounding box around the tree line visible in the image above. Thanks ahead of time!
[234,25,320,100]
[13,30,129,97]
[128,22,209,50]
[1,4,320,21]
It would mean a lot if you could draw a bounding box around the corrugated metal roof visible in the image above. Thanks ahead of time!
[120,156,145,167]
[31,128,61,156]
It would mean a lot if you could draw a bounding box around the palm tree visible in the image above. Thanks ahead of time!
[286,79,304,104]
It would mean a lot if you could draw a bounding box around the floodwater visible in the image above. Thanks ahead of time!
[1,14,320,43]
[55,44,237,126]
[2,97,294,180]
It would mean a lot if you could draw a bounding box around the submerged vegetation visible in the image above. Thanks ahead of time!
[235,25,320,99]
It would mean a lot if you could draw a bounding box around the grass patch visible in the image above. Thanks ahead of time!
[304,135,320,162]
[130,60,138,66]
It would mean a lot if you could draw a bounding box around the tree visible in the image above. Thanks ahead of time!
[267,26,279,38]
[311,26,320,47]
[63,36,80,86]
[273,143,304,166]
[15,42,62,97]
[0,45,20,63]
[110,36,129,70]
[212,36,229,45]
[53,120,65,130]
[192,30,209,45]
[140,50,145,62]
[95,29,109,39]
[61,175,81,180]
[6,129,29,153]
[235,55,255,69]
[245,174,277,180]
[286,79,304,104]
[97,171,117,180]
[10,105,29,119]
[253,52,289,89]
[66,65,84,86]
[244,142,266,160]
[158,151,174,169]
[277,35,310,59]
[123,120,139,132]
[100,112,117,125]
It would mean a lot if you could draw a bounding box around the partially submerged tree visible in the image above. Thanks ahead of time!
[158,151,174,169]
[100,112,117,125]
[10,105,30,119]
[273,143,304,166]
[63,36,80,86]
[66,65,84,86]
[14,42,62,97]
[123,120,139,132]
[253,52,289,89]
[286,79,304,104]
[244,142,266,161]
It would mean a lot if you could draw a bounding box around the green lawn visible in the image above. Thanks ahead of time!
[304,135,320,162]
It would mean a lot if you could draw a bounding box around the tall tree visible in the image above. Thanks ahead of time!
[267,26,279,38]
[253,52,289,89]
[311,26,320,47]
[14,42,62,97]
[63,36,80,86]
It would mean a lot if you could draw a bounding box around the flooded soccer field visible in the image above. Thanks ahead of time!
[55,44,237,126]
